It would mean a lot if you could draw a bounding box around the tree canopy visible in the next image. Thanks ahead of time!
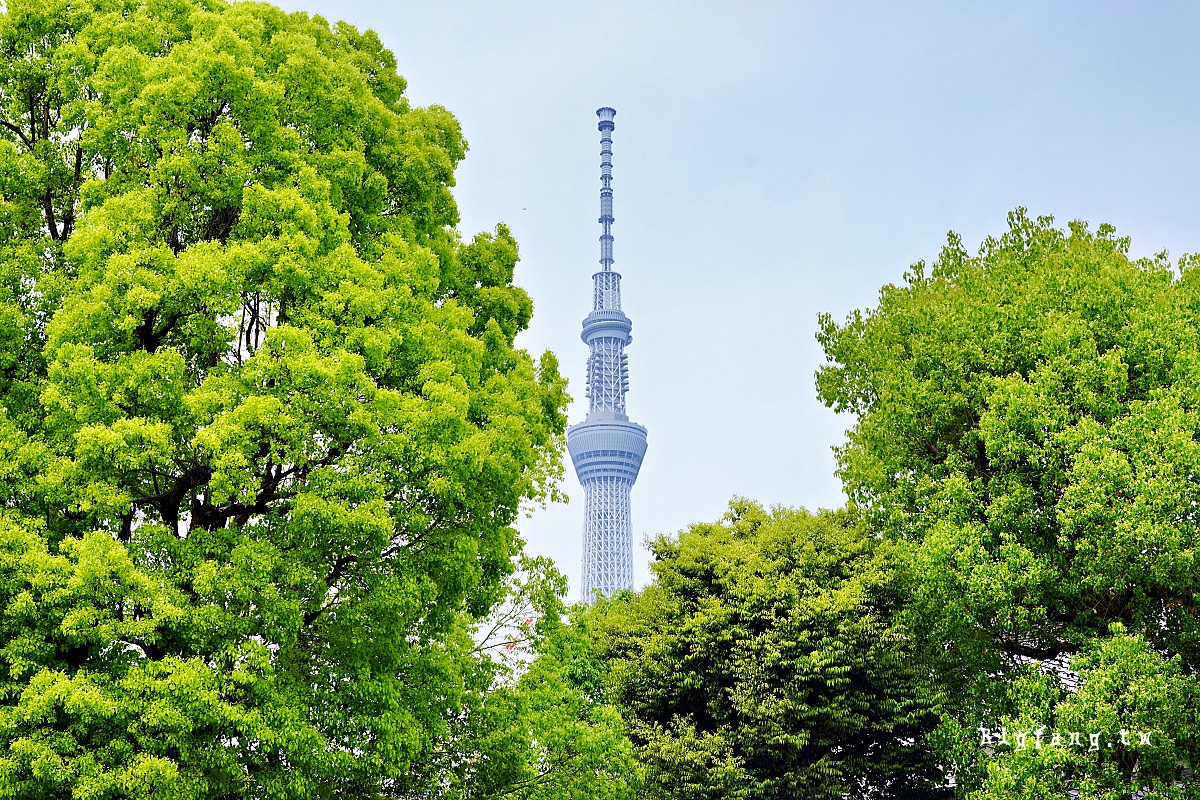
[6,0,1198,796]
[593,500,948,799]
[0,0,567,797]
[817,210,1200,796]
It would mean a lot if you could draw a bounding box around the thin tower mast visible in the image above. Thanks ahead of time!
[567,107,648,601]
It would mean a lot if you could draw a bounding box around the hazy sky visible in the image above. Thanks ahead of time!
[270,0,1200,596]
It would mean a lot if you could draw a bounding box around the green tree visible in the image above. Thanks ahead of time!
[817,210,1200,796]
[595,499,949,800]
[0,1,567,797]
[404,556,641,800]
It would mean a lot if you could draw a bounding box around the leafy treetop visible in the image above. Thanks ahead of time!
[817,210,1200,795]
[0,0,568,797]
[594,500,949,800]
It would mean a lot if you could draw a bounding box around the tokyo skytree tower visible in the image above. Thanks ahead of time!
[567,107,648,601]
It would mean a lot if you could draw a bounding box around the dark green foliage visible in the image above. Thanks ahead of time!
[595,499,949,799]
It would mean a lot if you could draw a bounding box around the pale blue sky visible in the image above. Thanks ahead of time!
[271,0,1200,595]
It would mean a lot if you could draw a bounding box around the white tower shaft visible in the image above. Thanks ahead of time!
[567,107,648,601]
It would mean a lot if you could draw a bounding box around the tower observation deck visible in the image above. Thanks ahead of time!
[567,107,648,601]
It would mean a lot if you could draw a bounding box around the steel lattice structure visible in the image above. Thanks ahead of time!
[567,107,648,602]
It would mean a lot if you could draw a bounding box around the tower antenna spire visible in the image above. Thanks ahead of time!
[567,107,649,601]
[598,106,615,271]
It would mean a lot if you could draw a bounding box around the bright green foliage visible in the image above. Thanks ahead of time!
[595,500,949,799]
[972,629,1200,800]
[817,210,1200,794]
[0,1,567,797]
[479,609,641,800]
[406,557,641,800]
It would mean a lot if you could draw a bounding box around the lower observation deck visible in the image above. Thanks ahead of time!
[567,415,648,484]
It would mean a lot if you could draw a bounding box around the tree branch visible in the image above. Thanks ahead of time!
[303,554,358,626]
[0,118,32,149]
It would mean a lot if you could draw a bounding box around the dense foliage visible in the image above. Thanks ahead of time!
[817,210,1200,797]
[3,0,1196,796]
[593,500,949,799]
[0,1,567,797]
[404,556,641,800]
